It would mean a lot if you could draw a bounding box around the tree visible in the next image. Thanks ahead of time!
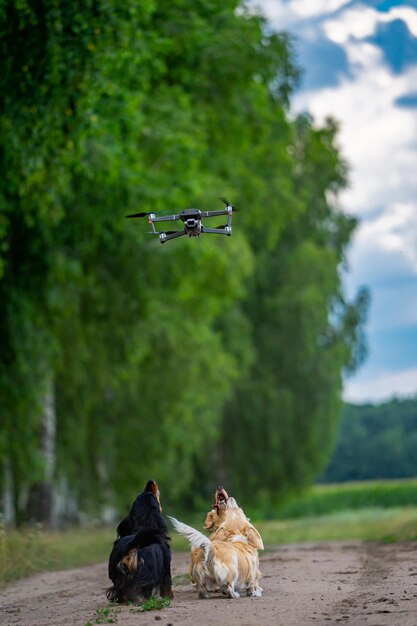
[218,116,369,507]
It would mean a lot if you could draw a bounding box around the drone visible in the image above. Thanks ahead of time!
[126,198,238,244]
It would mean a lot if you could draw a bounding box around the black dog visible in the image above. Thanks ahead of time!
[107,480,173,602]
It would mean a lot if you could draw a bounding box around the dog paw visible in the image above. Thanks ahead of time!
[251,588,263,597]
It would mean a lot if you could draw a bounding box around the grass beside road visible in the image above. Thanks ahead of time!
[0,524,114,586]
[258,506,417,545]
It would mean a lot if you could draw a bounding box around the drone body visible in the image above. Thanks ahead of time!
[126,199,237,244]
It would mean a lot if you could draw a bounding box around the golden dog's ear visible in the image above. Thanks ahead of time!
[204,510,217,529]
[245,525,264,550]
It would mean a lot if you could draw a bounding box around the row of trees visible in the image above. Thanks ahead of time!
[322,398,417,483]
[0,0,368,525]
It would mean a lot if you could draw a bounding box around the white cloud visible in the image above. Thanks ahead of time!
[383,6,417,37]
[289,0,350,19]
[252,0,351,28]
[250,0,297,26]
[344,366,417,403]
[293,49,417,219]
[355,203,417,273]
[324,6,378,43]
[322,4,417,44]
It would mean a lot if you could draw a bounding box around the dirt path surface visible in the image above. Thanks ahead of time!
[1,541,417,626]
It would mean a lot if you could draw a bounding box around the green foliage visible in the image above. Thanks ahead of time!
[0,0,367,522]
[322,398,417,483]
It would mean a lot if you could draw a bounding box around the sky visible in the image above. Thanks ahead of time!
[255,0,417,404]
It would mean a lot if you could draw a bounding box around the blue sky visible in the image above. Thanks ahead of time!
[256,0,417,403]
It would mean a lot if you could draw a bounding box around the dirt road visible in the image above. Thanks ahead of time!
[1,541,417,626]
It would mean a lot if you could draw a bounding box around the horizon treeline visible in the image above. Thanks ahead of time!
[0,0,368,525]
[322,397,417,483]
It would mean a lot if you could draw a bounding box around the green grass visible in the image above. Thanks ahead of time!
[83,599,171,626]
[134,597,172,611]
[257,506,417,545]
[85,607,121,625]
[273,479,417,519]
[0,524,114,586]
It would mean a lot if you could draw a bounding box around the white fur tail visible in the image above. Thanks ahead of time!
[168,516,212,559]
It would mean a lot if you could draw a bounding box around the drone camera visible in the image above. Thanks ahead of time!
[185,218,199,229]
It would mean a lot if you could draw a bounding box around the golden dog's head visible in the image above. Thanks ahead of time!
[210,497,264,550]
[203,486,229,530]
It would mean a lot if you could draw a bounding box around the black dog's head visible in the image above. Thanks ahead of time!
[117,479,167,539]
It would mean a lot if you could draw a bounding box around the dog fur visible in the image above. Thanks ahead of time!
[107,480,173,602]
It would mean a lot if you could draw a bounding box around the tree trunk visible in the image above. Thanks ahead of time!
[26,376,56,525]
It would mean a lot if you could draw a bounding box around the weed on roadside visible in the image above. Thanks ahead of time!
[173,573,190,584]
[84,606,121,625]
[129,597,172,612]
[85,598,171,625]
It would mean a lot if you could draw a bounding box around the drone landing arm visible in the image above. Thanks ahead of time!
[201,225,231,236]
[160,230,186,244]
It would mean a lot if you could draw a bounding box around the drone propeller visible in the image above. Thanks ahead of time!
[125,211,151,218]
[219,197,239,211]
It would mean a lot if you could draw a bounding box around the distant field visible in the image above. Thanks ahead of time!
[273,479,417,519]
[1,479,417,587]
[258,507,417,545]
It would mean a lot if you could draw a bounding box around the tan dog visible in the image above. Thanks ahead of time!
[169,498,263,599]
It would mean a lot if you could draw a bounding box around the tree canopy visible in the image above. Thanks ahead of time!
[0,0,368,524]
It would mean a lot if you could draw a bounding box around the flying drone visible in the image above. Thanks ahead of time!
[126,198,238,244]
